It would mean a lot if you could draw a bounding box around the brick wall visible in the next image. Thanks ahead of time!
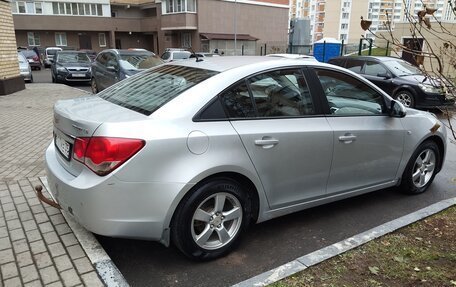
[0,0,20,80]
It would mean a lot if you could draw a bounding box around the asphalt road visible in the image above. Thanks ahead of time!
[31,67,92,93]
[95,115,456,286]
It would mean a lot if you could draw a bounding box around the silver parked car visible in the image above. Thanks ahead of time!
[44,56,447,260]
[18,52,33,82]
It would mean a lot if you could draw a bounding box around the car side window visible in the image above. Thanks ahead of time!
[315,69,387,116]
[106,53,119,69]
[345,59,364,73]
[219,81,256,118]
[247,69,315,117]
[97,53,108,66]
[364,61,389,77]
[161,52,171,60]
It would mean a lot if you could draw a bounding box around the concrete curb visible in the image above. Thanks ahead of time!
[232,197,456,287]
[40,177,129,287]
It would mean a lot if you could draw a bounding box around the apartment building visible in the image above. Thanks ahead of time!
[11,0,289,55]
[288,0,454,44]
[1,0,24,95]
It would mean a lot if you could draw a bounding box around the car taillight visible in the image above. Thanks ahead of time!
[33,55,39,61]
[73,137,145,176]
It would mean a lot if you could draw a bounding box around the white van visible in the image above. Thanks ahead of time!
[44,47,62,68]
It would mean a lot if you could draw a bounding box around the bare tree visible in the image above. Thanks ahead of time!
[360,0,456,140]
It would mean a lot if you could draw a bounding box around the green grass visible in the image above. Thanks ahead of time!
[271,206,456,287]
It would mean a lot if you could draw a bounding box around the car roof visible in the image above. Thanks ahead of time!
[166,56,329,73]
[103,49,154,55]
[331,55,403,62]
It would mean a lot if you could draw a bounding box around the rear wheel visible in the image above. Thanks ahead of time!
[91,78,98,94]
[394,90,415,108]
[400,140,440,194]
[172,178,251,261]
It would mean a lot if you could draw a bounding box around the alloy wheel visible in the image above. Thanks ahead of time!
[191,192,243,250]
[412,148,436,188]
[396,92,413,107]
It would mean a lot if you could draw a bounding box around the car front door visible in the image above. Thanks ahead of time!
[311,68,405,195]
[361,60,395,95]
[221,68,334,209]
[104,52,120,88]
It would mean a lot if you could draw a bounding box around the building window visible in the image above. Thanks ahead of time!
[65,2,71,14]
[163,0,196,14]
[55,32,67,46]
[97,4,102,16]
[18,1,26,13]
[342,12,349,19]
[10,2,18,13]
[182,32,191,48]
[27,32,41,46]
[341,23,348,29]
[99,33,107,47]
[35,2,42,13]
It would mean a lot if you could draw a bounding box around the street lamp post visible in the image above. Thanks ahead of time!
[234,0,237,55]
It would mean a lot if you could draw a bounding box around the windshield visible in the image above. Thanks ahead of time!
[173,52,191,60]
[383,59,422,77]
[98,65,218,116]
[57,53,91,64]
[119,53,163,70]
[47,49,60,56]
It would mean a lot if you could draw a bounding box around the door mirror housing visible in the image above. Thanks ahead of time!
[389,100,407,118]
[377,72,391,79]
[107,66,118,72]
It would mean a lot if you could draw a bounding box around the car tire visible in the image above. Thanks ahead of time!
[91,78,99,94]
[400,140,440,195]
[394,90,415,108]
[171,178,251,261]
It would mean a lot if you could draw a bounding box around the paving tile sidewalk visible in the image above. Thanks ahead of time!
[0,84,105,286]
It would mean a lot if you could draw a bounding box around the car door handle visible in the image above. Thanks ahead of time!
[254,138,279,149]
[338,134,357,143]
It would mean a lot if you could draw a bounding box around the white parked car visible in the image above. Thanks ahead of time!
[43,56,447,260]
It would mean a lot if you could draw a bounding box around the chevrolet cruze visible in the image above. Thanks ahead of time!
[44,56,447,260]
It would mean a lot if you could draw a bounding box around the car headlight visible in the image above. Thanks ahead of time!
[20,68,29,72]
[57,66,68,73]
[418,83,441,94]
[87,67,91,73]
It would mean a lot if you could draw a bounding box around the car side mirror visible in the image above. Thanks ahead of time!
[377,72,390,79]
[390,100,407,118]
[107,66,118,72]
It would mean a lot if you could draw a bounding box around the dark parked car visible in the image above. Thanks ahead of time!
[328,56,455,108]
[21,50,41,70]
[51,51,92,84]
[91,49,163,93]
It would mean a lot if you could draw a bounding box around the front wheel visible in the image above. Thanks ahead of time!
[171,178,251,261]
[400,140,440,194]
[394,90,415,108]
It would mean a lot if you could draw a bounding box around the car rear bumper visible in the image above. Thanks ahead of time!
[44,143,187,241]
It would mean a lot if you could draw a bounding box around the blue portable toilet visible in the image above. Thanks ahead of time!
[313,38,342,63]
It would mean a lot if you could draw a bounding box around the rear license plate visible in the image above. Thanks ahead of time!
[55,134,72,161]
[72,73,86,77]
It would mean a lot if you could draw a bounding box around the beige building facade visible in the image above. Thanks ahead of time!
[288,0,456,46]
[12,0,289,56]
[0,0,24,95]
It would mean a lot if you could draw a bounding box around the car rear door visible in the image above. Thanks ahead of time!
[223,68,334,209]
[309,67,405,195]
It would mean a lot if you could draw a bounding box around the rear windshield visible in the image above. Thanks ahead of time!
[119,53,163,70]
[173,52,191,59]
[98,65,218,115]
[47,49,60,56]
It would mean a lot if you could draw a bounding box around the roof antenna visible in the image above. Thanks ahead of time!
[188,47,203,62]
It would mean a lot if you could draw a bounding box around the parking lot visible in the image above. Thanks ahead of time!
[10,72,456,287]
[32,68,92,94]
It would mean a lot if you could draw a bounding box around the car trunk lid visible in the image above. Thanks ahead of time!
[52,95,147,176]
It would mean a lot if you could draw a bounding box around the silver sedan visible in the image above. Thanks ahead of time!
[44,56,447,260]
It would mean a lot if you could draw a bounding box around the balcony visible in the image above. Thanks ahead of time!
[160,13,197,30]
